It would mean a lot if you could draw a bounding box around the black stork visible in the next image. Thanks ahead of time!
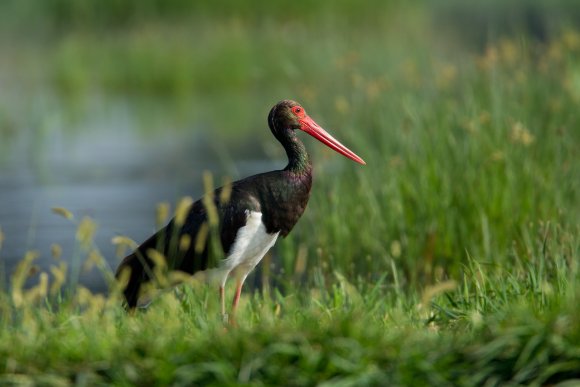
[115,100,365,318]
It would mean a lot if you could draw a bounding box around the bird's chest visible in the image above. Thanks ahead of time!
[261,177,312,236]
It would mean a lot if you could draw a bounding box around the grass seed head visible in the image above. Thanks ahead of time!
[219,176,232,205]
[76,217,97,250]
[112,236,138,258]
[156,201,170,228]
[50,243,62,260]
[174,196,194,227]
[50,262,67,295]
[51,207,74,220]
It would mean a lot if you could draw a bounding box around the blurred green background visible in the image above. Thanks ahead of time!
[0,2,579,384]
[0,0,578,293]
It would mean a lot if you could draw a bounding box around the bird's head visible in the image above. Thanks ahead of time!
[268,100,366,165]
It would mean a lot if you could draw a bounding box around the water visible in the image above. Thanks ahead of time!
[0,95,276,294]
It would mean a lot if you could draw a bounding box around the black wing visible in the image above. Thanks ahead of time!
[115,184,260,307]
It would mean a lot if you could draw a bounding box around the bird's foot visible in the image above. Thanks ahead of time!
[221,312,238,327]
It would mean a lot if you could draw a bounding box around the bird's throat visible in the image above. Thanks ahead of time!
[284,136,312,174]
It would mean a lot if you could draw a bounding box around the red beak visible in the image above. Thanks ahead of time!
[299,115,366,165]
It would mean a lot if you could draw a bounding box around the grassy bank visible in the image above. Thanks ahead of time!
[0,1,579,385]
[0,247,578,385]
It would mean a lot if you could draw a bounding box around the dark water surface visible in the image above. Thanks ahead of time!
[0,97,274,293]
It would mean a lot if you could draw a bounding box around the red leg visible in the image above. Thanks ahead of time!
[232,279,243,313]
[229,277,247,327]
[219,285,226,318]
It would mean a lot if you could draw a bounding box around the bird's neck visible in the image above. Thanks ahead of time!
[283,135,312,174]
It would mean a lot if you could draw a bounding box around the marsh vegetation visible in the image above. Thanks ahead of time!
[0,1,579,385]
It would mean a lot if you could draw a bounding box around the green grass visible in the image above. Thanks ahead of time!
[1,1,580,385]
[0,249,578,385]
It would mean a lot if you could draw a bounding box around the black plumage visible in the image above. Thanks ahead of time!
[116,100,364,311]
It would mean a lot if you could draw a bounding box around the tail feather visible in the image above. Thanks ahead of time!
[114,207,211,308]
[116,252,146,309]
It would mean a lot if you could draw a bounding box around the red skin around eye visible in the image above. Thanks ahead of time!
[292,106,306,118]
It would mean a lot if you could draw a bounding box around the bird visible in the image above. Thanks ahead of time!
[115,99,365,320]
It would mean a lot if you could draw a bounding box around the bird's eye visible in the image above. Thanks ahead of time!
[292,106,303,116]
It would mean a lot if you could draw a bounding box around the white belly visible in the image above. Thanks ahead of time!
[138,211,277,307]
[210,211,279,287]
